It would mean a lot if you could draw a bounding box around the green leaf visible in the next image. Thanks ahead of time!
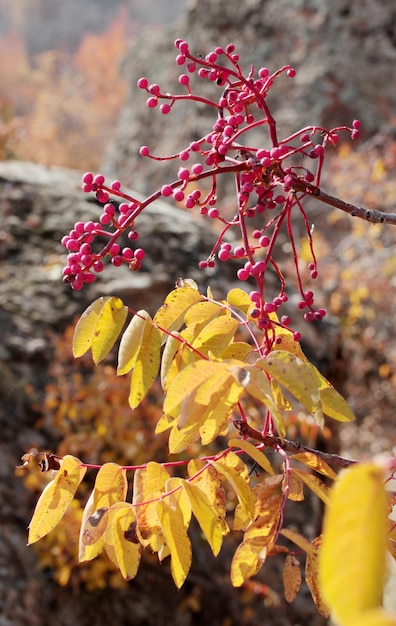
[73,297,111,357]
[319,462,389,624]
[91,296,128,364]
[28,455,86,544]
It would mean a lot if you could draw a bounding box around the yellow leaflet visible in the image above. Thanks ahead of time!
[211,456,255,522]
[283,554,302,603]
[156,499,192,588]
[285,470,305,501]
[155,412,176,434]
[280,528,316,555]
[128,314,161,409]
[162,326,196,391]
[271,378,292,411]
[153,285,203,337]
[160,331,182,389]
[292,468,330,505]
[164,477,192,528]
[188,460,229,535]
[231,364,286,440]
[198,371,243,447]
[227,287,252,315]
[319,462,388,624]
[233,476,284,530]
[91,297,128,364]
[105,504,141,581]
[28,455,86,544]
[117,310,148,375]
[345,609,396,626]
[184,300,227,334]
[182,480,224,556]
[230,538,268,587]
[164,359,222,419]
[257,351,326,427]
[244,494,282,542]
[272,326,307,360]
[191,316,240,357]
[219,341,253,361]
[73,297,111,357]
[306,539,330,618]
[133,462,170,549]
[319,386,355,422]
[228,438,275,476]
[79,463,127,562]
[291,452,337,480]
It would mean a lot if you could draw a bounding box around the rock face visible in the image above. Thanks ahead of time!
[104,0,396,191]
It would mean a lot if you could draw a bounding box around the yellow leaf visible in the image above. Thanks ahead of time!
[227,287,252,315]
[230,538,267,587]
[164,477,192,528]
[156,499,192,588]
[231,364,286,439]
[133,462,170,549]
[219,342,253,361]
[184,300,226,334]
[279,528,316,555]
[73,297,111,357]
[153,285,203,337]
[306,538,330,617]
[285,470,305,501]
[160,331,182,389]
[105,504,142,580]
[128,313,161,409]
[257,351,326,427]
[28,455,86,544]
[228,438,275,476]
[211,454,255,522]
[272,325,308,360]
[283,554,302,603]
[191,316,240,357]
[117,310,147,375]
[292,468,330,505]
[182,480,225,556]
[291,452,337,480]
[79,463,127,561]
[319,462,389,624]
[92,296,128,364]
[188,460,229,535]
[345,608,396,626]
[319,386,355,422]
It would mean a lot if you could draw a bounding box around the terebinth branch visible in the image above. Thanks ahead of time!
[236,421,357,469]
[293,178,396,225]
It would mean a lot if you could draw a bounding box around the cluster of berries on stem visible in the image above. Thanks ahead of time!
[62,38,360,342]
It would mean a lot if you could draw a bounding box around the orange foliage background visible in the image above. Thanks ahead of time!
[0,9,131,169]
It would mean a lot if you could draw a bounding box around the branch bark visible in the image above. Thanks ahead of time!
[293,179,396,225]
[235,421,357,469]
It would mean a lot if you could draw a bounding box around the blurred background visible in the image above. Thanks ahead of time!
[0,1,395,625]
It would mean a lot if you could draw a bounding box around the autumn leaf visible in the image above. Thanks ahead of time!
[73,297,111,357]
[91,297,128,364]
[319,462,389,624]
[182,480,225,556]
[117,310,147,375]
[153,285,203,337]
[128,313,161,409]
[156,499,192,588]
[283,554,302,603]
[28,455,86,544]
[105,503,142,580]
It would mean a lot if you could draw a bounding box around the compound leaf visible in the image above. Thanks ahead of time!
[28,455,86,544]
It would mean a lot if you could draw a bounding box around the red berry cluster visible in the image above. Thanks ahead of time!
[62,38,360,342]
[62,173,145,290]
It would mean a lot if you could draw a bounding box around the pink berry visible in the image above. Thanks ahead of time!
[161,184,173,197]
[147,97,158,108]
[160,103,171,114]
[237,268,249,281]
[139,145,150,157]
[134,248,145,261]
[179,74,189,85]
[137,77,148,89]
[173,190,185,202]
[93,174,105,186]
[82,172,93,184]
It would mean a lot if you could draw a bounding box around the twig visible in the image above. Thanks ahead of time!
[293,179,396,225]
[236,422,357,469]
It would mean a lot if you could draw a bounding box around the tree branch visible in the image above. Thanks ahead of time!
[236,421,357,469]
[293,179,396,225]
